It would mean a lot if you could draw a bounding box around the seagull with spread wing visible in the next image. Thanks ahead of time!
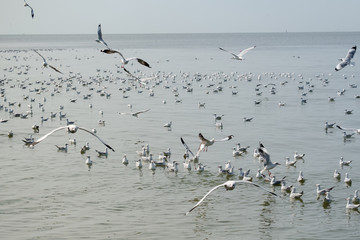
[335,46,356,71]
[33,50,62,74]
[24,0,34,18]
[101,49,151,68]
[219,46,256,60]
[119,109,150,118]
[196,133,233,156]
[185,180,277,215]
[95,24,110,49]
[30,124,115,152]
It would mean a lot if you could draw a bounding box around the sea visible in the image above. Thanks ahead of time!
[0,32,360,240]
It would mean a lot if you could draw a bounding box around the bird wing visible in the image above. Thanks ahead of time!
[48,65,63,74]
[219,47,239,59]
[33,50,46,62]
[180,137,195,157]
[32,126,68,146]
[185,183,225,215]
[97,24,109,48]
[135,109,150,115]
[345,46,356,61]
[238,46,256,58]
[336,125,357,132]
[258,147,271,166]
[335,60,348,71]
[102,49,127,62]
[78,127,115,152]
[214,135,233,142]
[136,58,151,68]
[233,180,278,197]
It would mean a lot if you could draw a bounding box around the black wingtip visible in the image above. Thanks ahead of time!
[181,137,185,144]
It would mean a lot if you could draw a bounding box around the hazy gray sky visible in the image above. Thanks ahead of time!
[1,0,360,34]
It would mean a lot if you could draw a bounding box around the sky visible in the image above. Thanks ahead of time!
[1,0,360,35]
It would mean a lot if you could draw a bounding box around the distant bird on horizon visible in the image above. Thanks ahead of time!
[33,50,62,74]
[335,46,356,71]
[24,0,34,19]
[219,46,256,60]
[95,24,110,49]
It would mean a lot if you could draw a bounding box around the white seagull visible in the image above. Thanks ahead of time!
[185,180,277,215]
[119,109,150,118]
[33,50,62,74]
[180,137,200,164]
[30,124,115,152]
[196,133,233,156]
[95,24,109,49]
[258,147,281,173]
[24,0,34,18]
[101,49,151,68]
[316,184,335,196]
[346,197,360,210]
[219,46,256,60]
[335,46,356,71]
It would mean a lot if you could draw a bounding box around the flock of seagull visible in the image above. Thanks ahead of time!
[1,1,358,217]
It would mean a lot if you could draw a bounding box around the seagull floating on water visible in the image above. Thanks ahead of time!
[185,180,277,215]
[316,184,335,196]
[30,124,115,152]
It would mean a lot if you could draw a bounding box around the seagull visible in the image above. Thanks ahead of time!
[163,121,172,128]
[297,171,305,183]
[270,175,286,186]
[340,157,352,167]
[258,147,281,174]
[294,152,305,159]
[122,154,129,165]
[95,24,109,49]
[55,143,68,152]
[344,173,352,185]
[333,169,341,180]
[281,181,292,193]
[101,49,151,68]
[185,180,277,215]
[290,186,303,199]
[346,197,360,210]
[196,133,233,155]
[33,50,62,74]
[96,148,108,158]
[85,156,92,166]
[23,0,34,18]
[335,46,356,71]
[219,46,256,60]
[119,109,150,118]
[323,192,332,205]
[316,184,335,196]
[285,157,297,167]
[352,190,360,204]
[30,124,115,152]
[325,121,336,128]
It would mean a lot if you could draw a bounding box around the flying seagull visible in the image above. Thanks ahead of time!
[101,49,151,68]
[119,109,150,118]
[33,50,62,74]
[30,124,115,152]
[196,133,233,156]
[335,46,356,71]
[185,180,277,215]
[24,0,34,18]
[219,46,256,60]
[95,24,110,49]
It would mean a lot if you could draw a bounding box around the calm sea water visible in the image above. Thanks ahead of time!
[1,32,360,239]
